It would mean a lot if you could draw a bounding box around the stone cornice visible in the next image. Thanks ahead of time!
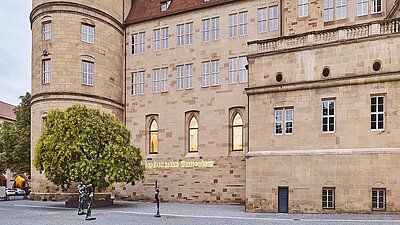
[245,71,400,95]
[246,148,400,158]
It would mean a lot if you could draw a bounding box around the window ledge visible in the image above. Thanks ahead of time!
[185,152,201,158]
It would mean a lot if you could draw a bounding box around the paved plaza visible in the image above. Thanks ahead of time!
[1,199,400,225]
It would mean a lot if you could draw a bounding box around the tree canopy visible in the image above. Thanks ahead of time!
[33,105,145,191]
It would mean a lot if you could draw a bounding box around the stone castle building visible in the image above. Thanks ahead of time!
[30,0,400,213]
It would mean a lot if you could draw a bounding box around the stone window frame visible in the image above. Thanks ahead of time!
[131,70,145,95]
[229,107,246,152]
[322,187,335,209]
[228,57,238,84]
[257,7,267,33]
[42,58,51,85]
[274,107,293,135]
[228,13,238,38]
[177,23,185,47]
[161,67,168,92]
[185,64,194,89]
[81,60,94,86]
[372,188,386,211]
[210,17,220,41]
[146,114,159,155]
[42,18,52,41]
[153,68,161,93]
[371,0,382,14]
[153,28,161,51]
[185,111,200,154]
[185,22,194,45]
[322,98,336,133]
[357,0,368,16]
[268,5,278,32]
[161,27,169,49]
[336,0,347,19]
[132,31,145,55]
[176,65,184,90]
[238,11,248,37]
[81,20,95,44]
[370,95,385,131]
[298,0,309,17]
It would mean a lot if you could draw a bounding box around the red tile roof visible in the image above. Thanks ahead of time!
[0,101,16,122]
[126,0,242,24]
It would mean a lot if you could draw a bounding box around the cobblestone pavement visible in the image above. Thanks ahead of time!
[1,199,400,225]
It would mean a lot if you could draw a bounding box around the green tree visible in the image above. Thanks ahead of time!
[33,105,145,191]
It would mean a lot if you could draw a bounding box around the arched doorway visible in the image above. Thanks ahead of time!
[0,175,6,187]
[13,175,27,188]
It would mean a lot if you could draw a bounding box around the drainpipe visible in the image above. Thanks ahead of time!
[123,0,127,127]
[280,0,283,36]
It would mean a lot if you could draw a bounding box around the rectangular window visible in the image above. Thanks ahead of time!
[138,71,145,94]
[229,58,238,84]
[131,72,137,95]
[153,29,161,51]
[322,99,335,133]
[42,59,51,84]
[177,24,184,47]
[229,14,238,38]
[161,67,168,92]
[43,22,51,40]
[131,71,145,95]
[82,61,94,86]
[201,61,210,87]
[336,0,347,19]
[372,188,386,211]
[239,11,248,36]
[322,188,335,209]
[275,108,293,135]
[298,0,309,17]
[239,56,248,83]
[153,69,160,93]
[81,24,94,44]
[258,8,267,33]
[211,60,220,86]
[357,0,368,16]
[371,96,384,130]
[324,0,334,21]
[186,22,194,45]
[371,0,382,14]
[211,17,220,41]
[177,65,184,90]
[132,32,145,54]
[268,5,278,31]
[161,27,169,49]
[185,64,193,89]
[202,19,210,42]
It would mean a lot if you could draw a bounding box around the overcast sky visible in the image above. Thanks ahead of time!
[0,1,31,106]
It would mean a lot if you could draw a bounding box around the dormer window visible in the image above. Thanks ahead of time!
[161,1,171,12]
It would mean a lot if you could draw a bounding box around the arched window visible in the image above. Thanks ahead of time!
[149,120,158,154]
[189,117,198,152]
[232,113,243,151]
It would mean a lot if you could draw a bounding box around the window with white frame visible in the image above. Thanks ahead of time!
[229,57,238,84]
[322,188,335,209]
[211,60,220,86]
[202,19,210,42]
[201,61,210,87]
[324,0,334,21]
[372,188,386,211]
[177,65,184,90]
[186,22,194,45]
[185,64,193,89]
[336,0,347,19]
[177,24,184,47]
[258,8,267,33]
[82,61,94,86]
[298,0,309,17]
[269,5,278,31]
[132,32,145,54]
[131,71,145,95]
[153,29,161,51]
[371,0,382,14]
[42,22,51,40]
[357,0,368,16]
[275,108,293,135]
[161,0,171,12]
[42,59,51,84]
[211,17,220,41]
[371,96,384,130]
[239,11,248,36]
[81,24,94,44]
[229,14,238,38]
[239,56,248,83]
[161,27,169,49]
[322,99,335,133]
[153,68,160,93]
[161,67,168,92]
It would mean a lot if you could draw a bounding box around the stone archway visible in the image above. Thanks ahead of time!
[0,175,6,186]
[13,175,27,188]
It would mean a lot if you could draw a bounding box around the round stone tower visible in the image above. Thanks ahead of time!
[30,0,131,200]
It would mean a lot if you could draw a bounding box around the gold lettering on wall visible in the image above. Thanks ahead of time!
[145,160,214,169]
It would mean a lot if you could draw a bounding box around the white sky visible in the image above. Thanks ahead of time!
[0,1,31,106]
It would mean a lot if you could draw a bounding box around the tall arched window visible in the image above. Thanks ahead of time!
[232,113,243,151]
[149,120,158,154]
[189,117,198,152]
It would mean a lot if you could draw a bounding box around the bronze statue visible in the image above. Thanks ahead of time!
[154,180,161,217]
[85,184,96,221]
[77,182,86,215]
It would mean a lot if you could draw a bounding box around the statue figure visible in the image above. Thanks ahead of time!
[85,184,96,221]
[154,180,161,217]
[77,182,86,215]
